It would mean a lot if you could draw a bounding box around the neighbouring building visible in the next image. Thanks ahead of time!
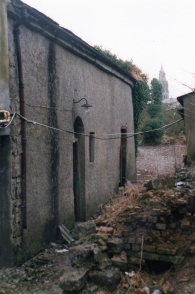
[0,0,137,267]
[159,64,169,101]
[177,92,195,164]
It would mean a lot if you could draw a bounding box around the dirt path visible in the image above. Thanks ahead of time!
[136,144,187,181]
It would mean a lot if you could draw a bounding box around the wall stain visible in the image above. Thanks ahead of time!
[46,41,59,242]
[0,1,9,82]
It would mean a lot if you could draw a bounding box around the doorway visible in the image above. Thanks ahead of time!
[73,117,86,221]
[120,126,127,186]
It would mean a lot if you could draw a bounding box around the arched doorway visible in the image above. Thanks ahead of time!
[73,117,86,221]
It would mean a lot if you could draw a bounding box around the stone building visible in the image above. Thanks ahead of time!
[159,64,169,100]
[177,92,195,164]
[0,0,136,267]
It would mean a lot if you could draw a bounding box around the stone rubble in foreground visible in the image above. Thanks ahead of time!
[1,167,195,293]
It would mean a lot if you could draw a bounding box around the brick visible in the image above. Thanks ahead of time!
[97,232,111,241]
[141,252,184,264]
[161,231,170,238]
[148,216,157,223]
[122,230,129,237]
[159,217,166,223]
[13,225,21,238]
[132,244,141,252]
[106,238,123,254]
[156,223,166,230]
[113,230,122,238]
[134,206,142,213]
[122,237,128,244]
[186,212,192,219]
[143,245,156,253]
[156,247,177,255]
[99,246,108,252]
[129,257,141,265]
[151,230,160,237]
[169,223,176,229]
[136,238,143,244]
[138,216,146,222]
[180,220,190,229]
[97,227,114,234]
[145,223,153,228]
[128,236,136,244]
[151,209,161,216]
[123,244,130,250]
[188,246,195,254]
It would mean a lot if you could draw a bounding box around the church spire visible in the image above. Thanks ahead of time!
[159,65,169,100]
[160,64,164,73]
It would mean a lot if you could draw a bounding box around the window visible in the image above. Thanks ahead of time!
[89,132,95,162]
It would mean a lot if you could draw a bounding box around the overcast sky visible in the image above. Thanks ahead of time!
[22,0,195,98]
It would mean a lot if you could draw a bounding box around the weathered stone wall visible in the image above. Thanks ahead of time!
[7,13,136,261]
[0,0,12,268]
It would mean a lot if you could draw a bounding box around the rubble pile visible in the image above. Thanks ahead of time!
[1,168,195,293]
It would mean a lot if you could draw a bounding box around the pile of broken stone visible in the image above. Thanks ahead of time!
[57,167,195,293]
[2,167,195,294]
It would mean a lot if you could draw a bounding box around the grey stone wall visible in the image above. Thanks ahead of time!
[0,0,12,268]
[8,17,136,260]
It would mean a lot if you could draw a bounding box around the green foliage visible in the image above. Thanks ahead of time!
[94,45,150,156]
[161,104,185,140]
[148,103,162,118]
[94,46,148,82]
[147,79,163,119]
[13,238,20,246]
[142,78,164,144]
[132,81,150,156]
[142,118,164,144]
[150,78,163,104]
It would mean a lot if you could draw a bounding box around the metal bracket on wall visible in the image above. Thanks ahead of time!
[0,110,10,125]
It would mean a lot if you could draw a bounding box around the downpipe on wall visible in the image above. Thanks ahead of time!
[14,10,27,229]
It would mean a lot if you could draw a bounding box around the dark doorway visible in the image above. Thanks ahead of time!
[119,126,127,186]
[73,117,86,221]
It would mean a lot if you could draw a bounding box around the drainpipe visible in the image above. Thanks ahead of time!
[14,9,27,229]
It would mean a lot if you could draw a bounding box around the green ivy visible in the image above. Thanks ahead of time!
[132,81,150,156]
[94,46,150,156]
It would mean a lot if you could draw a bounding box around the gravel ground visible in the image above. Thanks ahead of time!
[136,144,187,181]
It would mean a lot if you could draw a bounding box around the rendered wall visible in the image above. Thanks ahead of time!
[8,18,136,260]
[0,0,12,268]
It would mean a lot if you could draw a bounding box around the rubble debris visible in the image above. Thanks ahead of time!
[74,221,96,237]
[57,224,74,244]
[111,251,127,270]
[89,268,121,291]
[55,248,69,253]
[59,268,88,292]
[2,166,195,293]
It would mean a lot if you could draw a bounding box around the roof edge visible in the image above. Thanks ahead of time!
[177,91,195,106]
[8,0,138,86]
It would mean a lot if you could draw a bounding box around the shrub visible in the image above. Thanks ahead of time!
[142,118,164,144]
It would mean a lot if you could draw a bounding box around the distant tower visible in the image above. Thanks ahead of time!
[159,65,169,100]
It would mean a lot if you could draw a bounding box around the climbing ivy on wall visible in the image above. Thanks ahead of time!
[132,80,150,156]
[94,46,150,156]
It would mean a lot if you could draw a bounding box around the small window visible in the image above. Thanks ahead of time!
[89,132,95,162]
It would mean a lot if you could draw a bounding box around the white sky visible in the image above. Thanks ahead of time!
[22,0,195,98]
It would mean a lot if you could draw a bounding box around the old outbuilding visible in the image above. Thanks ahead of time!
[177,92,195,164]
[0,0,137,267]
